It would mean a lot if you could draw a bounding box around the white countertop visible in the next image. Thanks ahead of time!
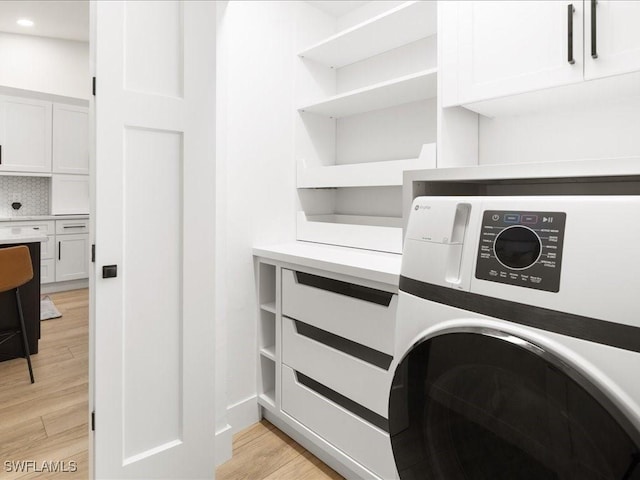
[0,215,89,222]
[0,226,47,245]
[404,157,640,183]
[253,241,402,286]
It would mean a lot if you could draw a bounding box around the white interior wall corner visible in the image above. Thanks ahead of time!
[221,0,312,436]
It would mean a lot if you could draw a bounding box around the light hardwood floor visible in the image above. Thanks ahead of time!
[0,289,89,479]
[1,288,343,480]
[216,420,344,480]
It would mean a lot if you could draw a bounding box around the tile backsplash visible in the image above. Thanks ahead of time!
[0,176,49,217]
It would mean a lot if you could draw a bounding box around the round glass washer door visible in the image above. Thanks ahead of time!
[389,330,640,480]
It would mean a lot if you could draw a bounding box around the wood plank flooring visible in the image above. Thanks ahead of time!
[216,420,344,480]
[0,288,344,480]
[0,289,89,479]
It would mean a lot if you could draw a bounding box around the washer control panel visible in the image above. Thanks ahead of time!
[475,210,566,292]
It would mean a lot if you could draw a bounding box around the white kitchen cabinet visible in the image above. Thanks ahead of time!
[41,259,55,284]
[585,0,640,80]
[0,96,52,173]
[52,103,89,175]
[453,1,584,105]
[56,232,90,282]
[51,174,90,215]
[3,220,55,283]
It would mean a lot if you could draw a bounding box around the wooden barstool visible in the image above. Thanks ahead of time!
[0,246,35,383]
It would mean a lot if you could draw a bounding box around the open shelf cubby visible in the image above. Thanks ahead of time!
[295,2,438,253]
[258,356,276,409]
[257,261,277,410]
[299,1,437,69]
[259,309,276,360]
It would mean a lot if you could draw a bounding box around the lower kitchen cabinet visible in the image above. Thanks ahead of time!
[2,217,90,286]
[56,232,89,282]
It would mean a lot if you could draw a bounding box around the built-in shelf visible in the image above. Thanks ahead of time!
[299,1,437,68]
[299,68,437,119]
[297,158,420,188]
[297,144,436,188]
[260,345,276,361]
[259,390,276,409]
[297,212,403,254]
[260,301,276,314]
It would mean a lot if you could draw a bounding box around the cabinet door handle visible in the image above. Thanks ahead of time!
[591,0,598,58]
[63,225,86,229]
[567,4,575,65]
[0,144,2,165]
[58,241,61,260]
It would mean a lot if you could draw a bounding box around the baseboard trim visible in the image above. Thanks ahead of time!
[227,394,260,435]
[215,423,232,466]
[42,279,89,294]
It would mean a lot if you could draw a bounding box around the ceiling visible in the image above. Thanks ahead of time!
[310,1,368,18]
[0,1,366,42]
[0,1,89,42]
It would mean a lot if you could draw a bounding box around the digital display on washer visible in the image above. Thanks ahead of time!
[475,210,566,292]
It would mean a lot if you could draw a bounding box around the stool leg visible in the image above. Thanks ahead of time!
[15,288,35,384]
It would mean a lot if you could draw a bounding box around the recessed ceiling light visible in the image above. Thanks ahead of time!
[17,18,34,27]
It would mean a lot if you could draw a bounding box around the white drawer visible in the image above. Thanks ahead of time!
[3,220,54,234]
[41,235,55,260]
[56,218,89,235]
[282,316,392,417]
[41,259,55,284]
[281,269,397,354]
[281,364,397,480]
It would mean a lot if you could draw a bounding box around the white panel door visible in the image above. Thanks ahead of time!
[53,103,90,174]
[56,233,90,281]
[0,96,52,173]
[457,1,584,104]
[585,0,640,80]
[93,2,217,479]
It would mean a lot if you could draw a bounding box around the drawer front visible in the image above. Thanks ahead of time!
[282,365,397,480]
[41,235,55,260]
[3,220,54,234]
[56,218,89,235]
[41,259,55,284]
[282,316,392,417]
[281,269,397,354]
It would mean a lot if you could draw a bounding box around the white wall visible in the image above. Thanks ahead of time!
[0,32,89,99]
[479,99,640,165]
[216,0,327,456]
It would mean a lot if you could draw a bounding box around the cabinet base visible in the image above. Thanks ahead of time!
[42,278,88,294]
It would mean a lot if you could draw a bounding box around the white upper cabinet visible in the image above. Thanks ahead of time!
[453,1,584,105]
[51,174,90,215]
[585,0,640,80]
[0,96,52,173]
[52,103,89,175]
[445,1,640,108]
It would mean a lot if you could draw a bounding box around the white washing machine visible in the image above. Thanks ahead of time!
[388,196,640,479]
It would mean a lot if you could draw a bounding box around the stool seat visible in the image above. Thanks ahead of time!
[0,246,34,293]
[0,245,35,383]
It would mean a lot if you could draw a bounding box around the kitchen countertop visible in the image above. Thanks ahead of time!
[253,241,402,286]
[0,226,47,245]
[0,215,89,222]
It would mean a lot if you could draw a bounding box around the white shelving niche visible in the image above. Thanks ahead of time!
[296,1,438,254]
[256,261,278,410]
